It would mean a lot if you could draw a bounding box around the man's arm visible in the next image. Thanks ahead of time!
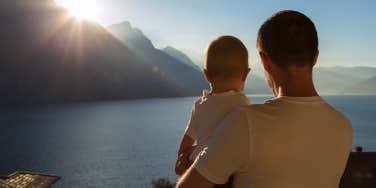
[176,166,214,188]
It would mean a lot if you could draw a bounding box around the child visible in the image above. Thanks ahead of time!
[175,36,251,179]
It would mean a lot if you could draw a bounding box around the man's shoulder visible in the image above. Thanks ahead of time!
[323,103,353,131]
[240,101,279,116]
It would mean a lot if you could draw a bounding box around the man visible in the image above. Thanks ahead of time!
[176,10,352,188]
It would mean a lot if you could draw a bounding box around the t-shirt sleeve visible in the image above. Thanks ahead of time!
[191,108,250,184]
[184,105,198,139]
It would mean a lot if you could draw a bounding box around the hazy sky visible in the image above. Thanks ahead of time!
[58,0,376,67]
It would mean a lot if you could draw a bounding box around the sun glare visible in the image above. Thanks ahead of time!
[55,0,100,21]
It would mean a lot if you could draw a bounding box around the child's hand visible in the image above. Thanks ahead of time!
[175,144,197,176]
[175,145,196,176]
[175,153,193,176]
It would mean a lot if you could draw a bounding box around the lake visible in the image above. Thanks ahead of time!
[0,95,375,187]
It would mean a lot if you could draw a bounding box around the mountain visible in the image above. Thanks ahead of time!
[0,0,185,104]
[106,22,155,52]
[163,46,201,71]
[242,66,376,95]
[107,22,209,96]
[344,76,376,94]
[244,74,271,94]
[183,50,205,68]
[313,66,376,93]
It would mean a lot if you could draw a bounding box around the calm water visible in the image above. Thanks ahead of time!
[0,95,375,187]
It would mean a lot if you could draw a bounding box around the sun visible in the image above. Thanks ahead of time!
[55,0,100,21]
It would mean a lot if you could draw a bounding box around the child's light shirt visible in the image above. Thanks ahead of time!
[185,89,250,160]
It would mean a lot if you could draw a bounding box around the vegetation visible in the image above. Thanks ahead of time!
[151,178,176,188]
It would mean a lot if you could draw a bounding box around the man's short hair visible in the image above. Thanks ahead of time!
[205,36,249,80]
[257,10,318,67]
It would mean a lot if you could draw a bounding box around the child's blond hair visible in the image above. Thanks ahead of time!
[205,36,249,81]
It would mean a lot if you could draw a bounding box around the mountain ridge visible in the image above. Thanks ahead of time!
[107,22,209,96]
[344,76,376,94]
[0,1,191,104]
[162,46,201,71]
[1,1,375,105]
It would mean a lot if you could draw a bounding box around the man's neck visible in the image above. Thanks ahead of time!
[275,83,318,97]
[274,68,318,98]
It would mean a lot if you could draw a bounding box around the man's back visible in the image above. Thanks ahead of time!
[176,10,353,188]
[236,96,352,188]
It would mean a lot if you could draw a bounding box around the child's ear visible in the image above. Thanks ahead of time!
[241,68,251,82]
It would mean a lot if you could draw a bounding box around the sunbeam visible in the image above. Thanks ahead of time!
[55,0,100,22]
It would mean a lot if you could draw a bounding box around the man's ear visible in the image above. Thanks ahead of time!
[312,50,319,67]
[203,69,211,83]
[259,51,272,73]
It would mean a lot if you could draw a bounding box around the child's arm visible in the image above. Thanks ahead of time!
[175,134,195,176]
[175,104,198,176]
[178,134,194,156]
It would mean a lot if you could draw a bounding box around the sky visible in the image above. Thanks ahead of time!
[56,0,376,67]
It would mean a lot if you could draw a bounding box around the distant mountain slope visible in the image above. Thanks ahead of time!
[163,46,201,71]
[344,76,376,94]
[313,66,376,93]
[107,22,209,96]
[244,74,271,94]
[0,0,182,104]
[106,22,155,52]
[243,66,376,95]
[183,50,205,68]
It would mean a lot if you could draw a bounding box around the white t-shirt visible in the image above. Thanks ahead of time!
[193,96,352,188]
[185,90,250,160]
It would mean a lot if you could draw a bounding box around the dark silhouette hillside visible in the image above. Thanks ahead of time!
[0,0,208,104]
[107,22,209,96]
[163,46,201,71]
